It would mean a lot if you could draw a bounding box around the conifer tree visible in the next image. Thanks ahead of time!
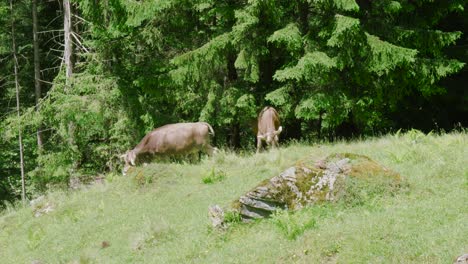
[0,0,464,200]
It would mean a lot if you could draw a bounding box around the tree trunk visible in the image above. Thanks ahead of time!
[297,0,309,34]
[317,110,323,140]
[10,0,26,204]
[32,0,43,151]
[229,123,241,149]
[63,0,73,81]
[226,53,240,149]
[63,0,77,172]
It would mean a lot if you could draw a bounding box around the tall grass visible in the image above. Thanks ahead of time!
[0,131,467,263]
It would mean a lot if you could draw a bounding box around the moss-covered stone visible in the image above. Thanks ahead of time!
[209,153,403,227]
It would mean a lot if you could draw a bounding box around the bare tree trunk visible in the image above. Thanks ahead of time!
[63,0,73,81]
[10,0,26,204]
[32,0,43,151]
[63,0,77,173]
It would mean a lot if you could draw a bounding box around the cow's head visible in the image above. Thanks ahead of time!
[258,126,282,147]
[120,150,137,175]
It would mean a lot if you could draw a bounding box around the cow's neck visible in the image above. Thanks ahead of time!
[133,145,144,155]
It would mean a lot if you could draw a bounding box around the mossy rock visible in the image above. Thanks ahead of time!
[210,153,402,226]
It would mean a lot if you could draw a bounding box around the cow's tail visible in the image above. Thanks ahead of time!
[202,122,215,136]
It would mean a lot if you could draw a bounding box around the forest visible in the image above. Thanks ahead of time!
[0,0,467,204]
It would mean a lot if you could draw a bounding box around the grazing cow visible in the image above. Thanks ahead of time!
[256,106,282,153]
[121,122,216,174]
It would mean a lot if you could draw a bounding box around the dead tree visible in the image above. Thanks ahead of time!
[63,0,73,81]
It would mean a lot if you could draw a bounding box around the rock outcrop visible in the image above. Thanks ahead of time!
[209,153,402,228]
[454,254,468,264]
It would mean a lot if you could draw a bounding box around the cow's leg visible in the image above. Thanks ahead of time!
[272,138,279,148]
[190,151,199,163]
[256,136,263,153]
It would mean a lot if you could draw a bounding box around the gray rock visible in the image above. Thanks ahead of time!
[210,153,402,227]
[239,196,283,212]
[30,195,55,217]
[208,205,226,230]
[33,201,55,217]
[240,204,271,219]
[455,254,468,264]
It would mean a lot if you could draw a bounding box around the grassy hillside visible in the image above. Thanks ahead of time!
[1,131,467,263]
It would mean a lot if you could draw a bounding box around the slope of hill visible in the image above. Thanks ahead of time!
[1,131,467,263]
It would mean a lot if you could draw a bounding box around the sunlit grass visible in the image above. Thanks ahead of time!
[0,131,467,263]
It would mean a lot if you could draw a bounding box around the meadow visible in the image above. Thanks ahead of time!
[1,130,467,263]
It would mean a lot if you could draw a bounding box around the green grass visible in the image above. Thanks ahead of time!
[1,131,467,263]
[201,167,226,184]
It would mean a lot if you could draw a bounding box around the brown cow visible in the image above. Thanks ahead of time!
[256,106,282,153]
[121,122,216,174]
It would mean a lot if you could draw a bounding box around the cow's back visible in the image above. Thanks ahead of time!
[257,107,280,134]
[143,122,210,154]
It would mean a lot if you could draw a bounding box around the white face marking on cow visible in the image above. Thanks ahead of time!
[122,150,136,166]
[259,132,276,146]
[266,133,274,145]
[121,150,136,175]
